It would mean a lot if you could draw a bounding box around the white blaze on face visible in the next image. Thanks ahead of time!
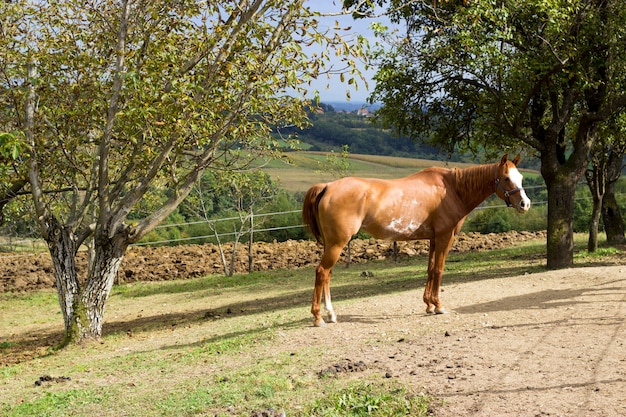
[510,166,531,212]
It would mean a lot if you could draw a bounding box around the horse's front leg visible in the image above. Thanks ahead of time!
[423,234,454,314]
[425,269,448,315]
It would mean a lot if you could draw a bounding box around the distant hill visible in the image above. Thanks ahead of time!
[283,103,452,162]
[323,101,382,112]
[284,102,541,171]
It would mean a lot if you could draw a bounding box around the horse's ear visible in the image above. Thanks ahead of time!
[500,154,509,166]
[512,153,521,166]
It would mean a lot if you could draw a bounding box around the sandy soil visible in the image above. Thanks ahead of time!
[298,264,626,416]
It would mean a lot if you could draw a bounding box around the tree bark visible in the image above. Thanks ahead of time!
[602,149,625,245]
[76,232,128,342]
[44,215,81,345]
[588,197,602,252]
[50,223,129,345]
[602,190,625,244]
[545,181,576,269]
[585,163,605,253]
[229,238,238,277]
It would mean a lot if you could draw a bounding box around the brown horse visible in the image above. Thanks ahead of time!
[302,154,531,326]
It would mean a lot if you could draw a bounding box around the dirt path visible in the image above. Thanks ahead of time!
[287,265,626,416]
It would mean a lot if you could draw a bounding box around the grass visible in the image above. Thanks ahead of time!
[1,234,623,417]
[0,236,49,253]
[307,382,433,416]
[261,152,477,192]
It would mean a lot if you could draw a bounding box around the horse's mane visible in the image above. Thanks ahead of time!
[453,163,498,209]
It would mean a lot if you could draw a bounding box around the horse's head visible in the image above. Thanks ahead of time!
[495,153,531,213]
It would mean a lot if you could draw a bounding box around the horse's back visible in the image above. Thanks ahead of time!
[316,174,449,241]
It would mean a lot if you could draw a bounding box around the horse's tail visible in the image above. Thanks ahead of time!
[302,183,327,245]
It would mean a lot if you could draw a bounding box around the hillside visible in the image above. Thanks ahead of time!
[284,104,448,160]
[261,152,476,193]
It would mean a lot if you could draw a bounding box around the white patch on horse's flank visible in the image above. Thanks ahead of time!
[373,190,427,236]
[386,193,427,235]
[388,217,422,235]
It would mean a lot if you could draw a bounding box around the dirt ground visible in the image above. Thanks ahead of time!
[304,264,626,417]
[1,232,625,416]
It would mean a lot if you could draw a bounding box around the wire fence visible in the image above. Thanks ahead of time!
[136,185,560,246]
[1,187,624,255]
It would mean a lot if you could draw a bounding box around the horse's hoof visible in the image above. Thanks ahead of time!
[314,319,326,327]
[327,313,337,323]
[435,307,448,314]
[426,306,436,314]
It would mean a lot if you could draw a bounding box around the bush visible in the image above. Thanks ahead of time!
[464,204,548,233]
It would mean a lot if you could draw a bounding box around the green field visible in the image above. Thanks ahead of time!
[261,152,478,193]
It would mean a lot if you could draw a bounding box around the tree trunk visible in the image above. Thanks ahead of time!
[45,216,81,346]
[585,165,604,253]
[229,238,238,277]
[544,177,578,269]
[540,118,592,269]
[588,196,602,252]
[51,224,129,345]
[77,234,128,342]
[248,211,253,274]
[602,190,625,244]
[602,150,625,245]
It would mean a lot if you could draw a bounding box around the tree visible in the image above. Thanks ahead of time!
[2,0,366,344]
[193,170,277,276]
[601,152,626,244]
[585,121,626,251]
[355,0,626,268]
[0,132,27,226]
[592,113,626,246]
[317,144,353,179]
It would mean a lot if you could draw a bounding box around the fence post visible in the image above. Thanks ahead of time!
[393,241,397,262]
[248,209,254,274]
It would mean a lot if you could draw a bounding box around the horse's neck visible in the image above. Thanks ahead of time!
[454,163,498,212]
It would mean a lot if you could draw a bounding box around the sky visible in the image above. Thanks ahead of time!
[302,1,396,104]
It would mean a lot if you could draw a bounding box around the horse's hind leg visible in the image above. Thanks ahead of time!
[312,265,330,326]
[312,244,343,326]
[424,233,454,314]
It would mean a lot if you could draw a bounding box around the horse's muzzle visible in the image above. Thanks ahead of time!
[516,196,531,213]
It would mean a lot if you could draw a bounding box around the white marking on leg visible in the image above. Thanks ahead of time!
[324,297,336,323]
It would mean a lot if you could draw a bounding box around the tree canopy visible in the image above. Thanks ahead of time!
[356,0,626,268]
[0,0,368,343]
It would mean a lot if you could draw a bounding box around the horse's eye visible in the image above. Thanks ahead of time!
[504,177,511,183]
